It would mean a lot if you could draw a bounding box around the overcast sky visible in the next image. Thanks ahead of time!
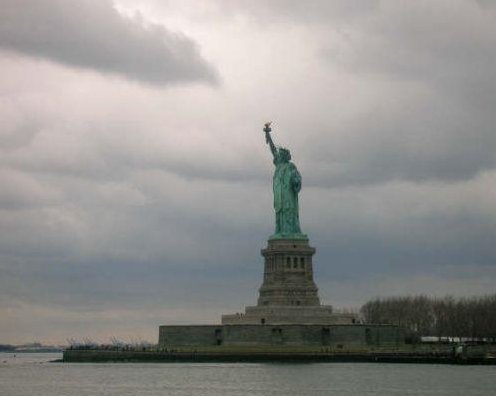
[1,0,496,345]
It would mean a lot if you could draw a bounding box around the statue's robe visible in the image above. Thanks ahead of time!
[273,156,302,235]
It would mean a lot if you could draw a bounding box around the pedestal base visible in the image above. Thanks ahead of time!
[222,305,357,325]
[222,237,358,325]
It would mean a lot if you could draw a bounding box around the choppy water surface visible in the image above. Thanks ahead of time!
[1,353,495,396]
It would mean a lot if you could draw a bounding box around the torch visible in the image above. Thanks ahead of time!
[264,121,272,144]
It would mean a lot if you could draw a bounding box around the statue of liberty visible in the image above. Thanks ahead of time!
[264,122,307,240]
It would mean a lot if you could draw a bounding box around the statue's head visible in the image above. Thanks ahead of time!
[279,148,291,162]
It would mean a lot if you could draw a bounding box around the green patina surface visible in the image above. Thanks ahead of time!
[264,123,308,240]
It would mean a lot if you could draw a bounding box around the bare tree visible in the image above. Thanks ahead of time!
[361,294,496,341]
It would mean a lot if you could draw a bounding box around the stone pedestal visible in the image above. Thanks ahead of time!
[222,238,357,325]
[258,238,319,306]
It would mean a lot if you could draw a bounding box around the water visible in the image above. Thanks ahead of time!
[1,353,495,396]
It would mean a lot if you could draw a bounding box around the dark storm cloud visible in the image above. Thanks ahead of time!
[0,0,218,85]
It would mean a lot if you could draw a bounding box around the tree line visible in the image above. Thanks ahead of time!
[360,294,496,341]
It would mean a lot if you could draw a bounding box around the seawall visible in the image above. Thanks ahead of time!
[63,346,496,365]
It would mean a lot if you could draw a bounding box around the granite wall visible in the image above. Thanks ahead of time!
[159,324,410,348]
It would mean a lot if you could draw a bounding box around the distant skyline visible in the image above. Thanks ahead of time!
[1,0,496,344]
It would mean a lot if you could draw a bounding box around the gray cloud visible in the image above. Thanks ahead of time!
[1,0,496,344]
[279,1,496,187]
[199,0,380,24]
[0,0,218,85]
[206,0,496,186]
[297,99,496,187]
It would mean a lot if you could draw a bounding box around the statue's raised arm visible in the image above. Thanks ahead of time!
[264,122,277,159]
